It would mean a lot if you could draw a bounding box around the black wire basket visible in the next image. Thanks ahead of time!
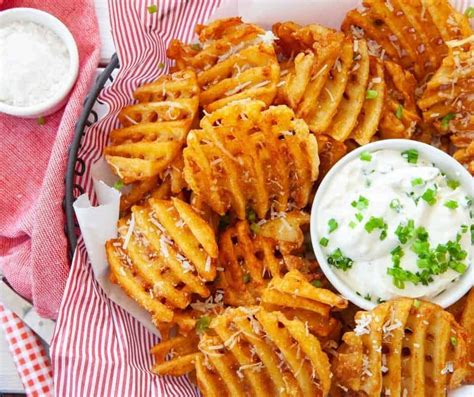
[64,54,119,260]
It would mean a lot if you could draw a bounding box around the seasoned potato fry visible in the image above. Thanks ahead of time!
[332,298,469,396]
[168,18,280,111]
[105,70,199,184]
[183,100,318,219]
[196,306,332,397]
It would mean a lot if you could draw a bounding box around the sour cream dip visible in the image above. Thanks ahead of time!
[312,142,473,308]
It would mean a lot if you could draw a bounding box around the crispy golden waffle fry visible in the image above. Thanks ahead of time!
[218,212,310,306]
[196,306,332,397]
[104,70,199,184]
[448,288,474,383]
[106,198,218,325]
[341,0,473,81]
[167,18,280,112]
[183,100,319,219]
[332,298,469,396]
[316,134,348,180]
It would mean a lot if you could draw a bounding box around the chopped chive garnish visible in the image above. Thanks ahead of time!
[319,237,329,247]
[191,43,201,51]
[389,198,402,213]
[413,299,421,308]
[466,6,474,18]
[147,4,158,13]
[351,195,369,210]
[401,149,418,164]
[113,180,124,190]
[327,248,353,271]
[355,213,363,222]
[461,224,468,233]
[421,188,437,206]
[37,116,46,125]
[450,336,458,347]
[349,221,357,229]
[447,179,460,190]
[395,219,415,244]
[444,200,458,209]
[364,293,372,301]
[242,273,251,284]
[395,104,404,119]
[411,177,423,187]
[364,217,388,240]
[311,280,322,288]
[328,218,338,233]
[366,89,378,99]
[360,151,372,161]
[246,208,257,223]
[441,113,455,129]
[196,316,210,333]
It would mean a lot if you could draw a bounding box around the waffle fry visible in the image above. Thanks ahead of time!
[196,306,332,397]
[168,18,280,112]
[106,198,218,325]
[183,100,319,219]
[104,70,199,184]
[332,298,469,396]
[218,212,310,306]
[341,0,473,81]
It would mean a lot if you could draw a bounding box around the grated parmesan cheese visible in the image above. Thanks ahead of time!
[122,214,135,250]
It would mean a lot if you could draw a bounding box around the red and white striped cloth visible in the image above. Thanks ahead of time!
[50,1,221,395]
[0,303,53,396]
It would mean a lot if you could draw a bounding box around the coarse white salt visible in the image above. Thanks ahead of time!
[0,21,70,107]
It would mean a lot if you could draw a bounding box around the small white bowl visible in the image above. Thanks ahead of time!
[0,8,79,118]
[310,139,474,310]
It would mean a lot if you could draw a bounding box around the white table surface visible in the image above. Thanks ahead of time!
[0,2,114,394]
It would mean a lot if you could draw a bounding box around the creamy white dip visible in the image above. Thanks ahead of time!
[316,149,472,303]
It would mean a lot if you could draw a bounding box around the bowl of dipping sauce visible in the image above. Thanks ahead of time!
[311,139,473,310]
[0,8,79,118]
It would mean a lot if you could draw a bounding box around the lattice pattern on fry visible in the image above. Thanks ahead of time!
[217,212,311,306]
[332,298,469,396]
[167,17,280,112]
[261,270,347,339]
[196,306,332,397]
[106,197,219,325]
[448,288,474,383]
[341,0,473,82]
[273,23,419,142]
[183,100,319,219]
[104,70,199,184]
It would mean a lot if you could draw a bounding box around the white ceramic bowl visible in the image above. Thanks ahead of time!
[311,139,474,310]
[0,8,79,118]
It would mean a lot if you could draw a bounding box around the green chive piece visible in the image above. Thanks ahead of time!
[366,89,378,99]
[421,188,437,206]
[349,221,357,229]
[328,218,338,233]
[466,6,474,17]
[196,316,211,333]
[413,299,421,308]
[246,208,257,223]
[411,177,423,187]
[242,273,251,284]
[113,180,124,190]
[444,200,458,209]
[250,223,260,235]
[395,219,415,244]
[395,104,404,119]
[355,213,363,222]
[311,280,322,288]
[37,116,46,125]
[389,198,402,213]
[327,248,353,271]
[360,151,372,161]
[364,293,372,301]
[441,113,455,129]
[147,4,158,13]
[401,149,418,164]
[191,43,201,51]
[447,179,460,190]
[351,195,369,210]
[451,336,458,347]
[319,237,329,247]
